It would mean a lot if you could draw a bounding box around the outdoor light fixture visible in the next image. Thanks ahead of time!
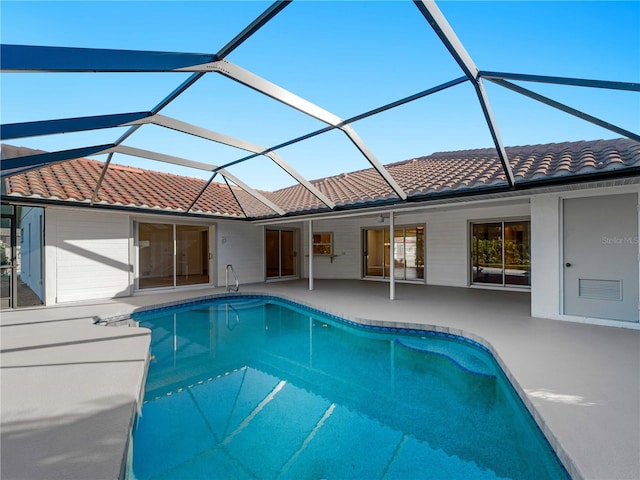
[377,214,385,223]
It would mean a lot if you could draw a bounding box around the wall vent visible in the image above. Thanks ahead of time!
[578,279,622,301]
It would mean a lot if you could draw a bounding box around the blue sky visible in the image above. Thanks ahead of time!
[1,1,639,190]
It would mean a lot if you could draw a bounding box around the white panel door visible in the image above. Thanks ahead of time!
[563,193,639,322]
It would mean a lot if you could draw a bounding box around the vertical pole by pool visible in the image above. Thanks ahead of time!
[390,211,395,300]
[308,219,314,291]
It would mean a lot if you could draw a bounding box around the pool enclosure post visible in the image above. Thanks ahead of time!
[390,211,395,300]
[308,220,314,291]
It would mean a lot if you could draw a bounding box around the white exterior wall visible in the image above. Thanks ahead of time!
[43,208,264,304]
[46,207,131,304]
[530,184,640,327]
[530,195,561,319]
[302,220,359,279]
[215,221,264,285]
[302,200,531,287]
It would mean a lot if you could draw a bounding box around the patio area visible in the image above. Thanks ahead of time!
[1,280,639,480]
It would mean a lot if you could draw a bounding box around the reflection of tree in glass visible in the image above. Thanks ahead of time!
[505,239,530,270]
[473,238,503,267]
[472,238,530,269]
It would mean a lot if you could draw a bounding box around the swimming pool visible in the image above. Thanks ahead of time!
[130,295,569,479]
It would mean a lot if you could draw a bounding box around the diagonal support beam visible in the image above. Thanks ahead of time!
[479,71,640,92]
[340,126,408,200]
[0,44,218,73]
[412,0,478,81]
[211,60,343,126]
[91,152,114,205]
[216,1,292,59]
[150,114,335,209]
[474,80,516,187]
[413,0,515,188]
[1,112,153,140]
[108,145,285,215]
[214,76,469,172]
[211,59,408,199]
[1,144,114,171]
[265,152,336,208]
[488,78,640,143]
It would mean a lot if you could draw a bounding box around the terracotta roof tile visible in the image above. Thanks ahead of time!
[3,138,639,219]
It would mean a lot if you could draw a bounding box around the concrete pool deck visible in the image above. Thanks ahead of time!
[1,280,639,480]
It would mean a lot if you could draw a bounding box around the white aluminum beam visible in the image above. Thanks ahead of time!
[474,80,516,187]
[208,60,343,126]
[413,1,515,188]
[109,145,285,215]
[341,125,408,200]
[91,152,114,205]
[150,115,335,208]
[209,60,408,199]
[151,114,268,153]
[266,152,336,208]
[413,1,478,80]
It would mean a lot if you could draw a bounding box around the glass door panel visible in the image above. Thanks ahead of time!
[139,223,174,289]
[16,207,45,307]
[393,228,405,280]
[504,221,530,286]
[365,226,425,281]
[472,223,503,284]
[1,205,45,308]
[404,227,425,280]
[383,228,390,278]
[265,230,280,278]
[365,229,384,277]
[176,225,209,286]
[1,212,14,308]
[280,230,295,277]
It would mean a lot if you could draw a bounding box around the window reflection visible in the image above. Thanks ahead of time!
[471,221,530,287]
[504,221,530,286]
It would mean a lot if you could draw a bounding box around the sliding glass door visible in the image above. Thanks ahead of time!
[363,225,424,281]
[471,220,530,286]
[266,229,297,279]
[1,204,45,309]
[138,222,211,290]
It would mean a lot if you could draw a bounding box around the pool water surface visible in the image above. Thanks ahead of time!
[130,296,569,479]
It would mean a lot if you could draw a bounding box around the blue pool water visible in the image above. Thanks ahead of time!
[131,296,569,480]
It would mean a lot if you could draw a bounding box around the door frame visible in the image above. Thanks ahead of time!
[264,227,300,281]
[133,218,216,291]
[1,204,17,309]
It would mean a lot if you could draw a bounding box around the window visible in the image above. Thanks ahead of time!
[471,220,530,287]
[312,233,333,255]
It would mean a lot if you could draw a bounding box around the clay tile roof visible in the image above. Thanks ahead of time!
[3,138,639,219]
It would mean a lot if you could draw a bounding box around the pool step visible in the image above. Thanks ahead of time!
[395,337,496,378]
